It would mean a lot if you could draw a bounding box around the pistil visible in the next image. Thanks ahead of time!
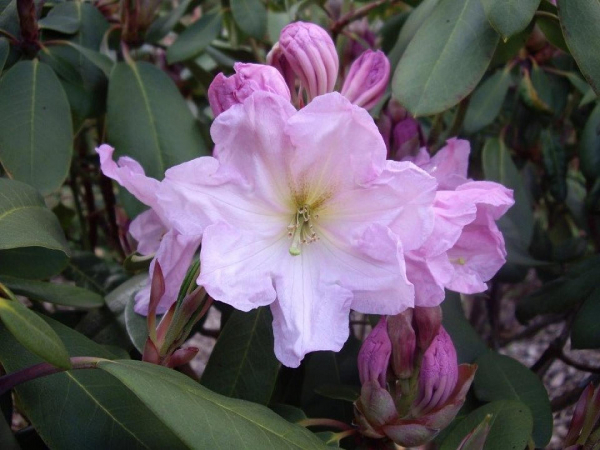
[288,205,319,256]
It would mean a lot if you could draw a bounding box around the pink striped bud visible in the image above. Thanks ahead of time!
[208,63,291,117]
[278,22,339,100]
[387,310,416,380]
[414,306,442,351]
[341,50,390,109]
[358,317,392,388]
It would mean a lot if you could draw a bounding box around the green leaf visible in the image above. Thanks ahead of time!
[441,291,487,364]
[166,11,222,64]
[98,359,328,449]
[392,0,499,116]
[0,298,71,369]
[0,0,19,38]
[0,60,73,195]
[0,178,70,279]
[64,251,128,295]
[38,2,81,34]
[541,129,567,202]
[146,0,193,43]
[580,102,600,181]
[473,351,552,447]
[0,38,9,72]
[440,400,533,450]
[481,0,541,40]
[0,413,19,450]
[231,0,266,39]
[59,41,114,77]
[536,1,568,52]
[557,0,600,96]
[0,275,103,309]
[571,286,600,349]
[106,60,208,215]
[202,307,280,405]
[387,0,440,70]
[0,316,188,449]
[464,67,512,134]
[124,294,148,353]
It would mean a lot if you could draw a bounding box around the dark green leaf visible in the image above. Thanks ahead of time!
[557,0,600,95]
[464,67,512,134]
[231,0,266,39]
[0,413,19,450]
[202,307,280,404]
[392,0,499,116]
[38,2,80,34]
[98,359,328,449]
[0,60,73,195]
[536,1,568,52]
[481,0,541,39]
[146,0,193,43]
[0,275,103,309]
[473,351,552,447]
[59,41,113,77]
[541,129,567,201]
[440,400,533,450]
[0,0,19,38]
[0,179,70,279]
[0,298,71,369]
[0,38,9,72]
[571,286,600,349]
[580,102,600,181]
[124,294,148,353]
[0,316,187,449]
[313,384,359,403]
[166,11,222,64]
[64,251,128,295]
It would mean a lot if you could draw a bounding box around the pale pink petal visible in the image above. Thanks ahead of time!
[418,138,470,190]
[129,210,166,255]
[135,231,201,314]
[454,181,515,219]
[405,254,448,307]
[96,144,160,208]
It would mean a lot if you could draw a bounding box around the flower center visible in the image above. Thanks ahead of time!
[287,205,319,256]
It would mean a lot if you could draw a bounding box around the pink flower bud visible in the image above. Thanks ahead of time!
[208,63,291,117]
[387,310,416,379]
[341,50,390,109]
[278,22,339,100]
[358,317,392,388]
[413,327,459,415]
[391,115,422,160]
[342,19,377,71]
[266,42,297,101]
[167,346,199,368]
[414,306,442,351]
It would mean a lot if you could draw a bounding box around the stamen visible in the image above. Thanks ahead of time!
[288,205,319,256]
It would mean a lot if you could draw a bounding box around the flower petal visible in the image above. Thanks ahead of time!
[129,209,166,255]
[418,138,470,190]
[405,254,448,307]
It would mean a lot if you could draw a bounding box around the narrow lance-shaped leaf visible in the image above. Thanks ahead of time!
[0,60,73,195]
[464,67,512,134]
[166,10,222,64]
[38,2,81,34]
[481,0,541,40]
[392,0,499,116]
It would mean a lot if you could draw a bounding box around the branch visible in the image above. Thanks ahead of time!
[331,0,404,38]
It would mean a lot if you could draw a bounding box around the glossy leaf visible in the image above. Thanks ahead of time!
[440,400,533,450]
[38,2,80,34]
[557,0,600,95]
[0,298,71,369]
[0,60,73,195]
[0,179,70,279]
[580,102,600,181]
[571,286,600,349]
[541,129,567,202]
[231,0,267,39]
[481,0,541,39]
[98,359,328,449]
[464,67,512,134]
[0,317,187,449]
[473,351,552,447]
[392,0,499,116]
[202,307,280,405]
[0,275,103,309]
[166,11,222,64]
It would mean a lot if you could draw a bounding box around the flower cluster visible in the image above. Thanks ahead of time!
[97,22,513,368]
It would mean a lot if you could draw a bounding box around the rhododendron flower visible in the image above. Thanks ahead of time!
[158,91,437,367]
[97,145,201,314]
[403,139,514,306]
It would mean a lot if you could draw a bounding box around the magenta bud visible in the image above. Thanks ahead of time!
[341,50,390,109]
[391,115,423,160]
[167,346,199,368]
[278,21,339,100]
[142,338,161,364]
[358,317,392,388]
[414,306,442,351]
[413,327,459,415]
[208,63,291,117]
[387,310,416,379]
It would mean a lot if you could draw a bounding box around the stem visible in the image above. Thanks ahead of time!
[534,10,559,21]
[0,357,103,396]
[298,418,353,431]
[558,352,600,374]
[331,0,404,38]
[0,29,19,44]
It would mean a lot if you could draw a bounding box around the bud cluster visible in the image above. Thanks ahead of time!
[354,307,477,447]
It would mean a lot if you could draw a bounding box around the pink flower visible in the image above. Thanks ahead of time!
[158,91,437,367]
[341,50,390,110]
[208,63,291,117]
[96,145,201,314]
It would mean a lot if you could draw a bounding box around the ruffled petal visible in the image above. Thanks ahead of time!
[129,209,166,255]
[405,253,448,307]
[418,138,470,190]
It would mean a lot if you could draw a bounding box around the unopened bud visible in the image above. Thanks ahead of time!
[387,309,416,379]
[341,50,390,110]
[278,22,339,100]
[208,63,291,117]
[17,0,39,46]
[358,317,391,388]
[391,115,422,160]
[167,346,199,368]
[267,42,297,100]
[414,306,442,351]
[413,327,458,415]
